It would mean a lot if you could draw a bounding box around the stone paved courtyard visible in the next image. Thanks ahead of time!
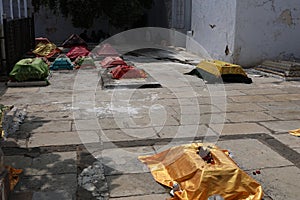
[0,49,300,200]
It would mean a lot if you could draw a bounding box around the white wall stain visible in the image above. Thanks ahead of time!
[234,0,300,66]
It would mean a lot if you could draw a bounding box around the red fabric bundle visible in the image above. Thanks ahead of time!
[94,43,119,57]
[66,46,90,60]
[100,57,127,68]
[111,65,147,79]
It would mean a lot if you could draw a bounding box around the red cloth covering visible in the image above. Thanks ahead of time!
[66,46,90,60]
[100,57,127,68]
[111,65,147,79]
[93,43,119,57]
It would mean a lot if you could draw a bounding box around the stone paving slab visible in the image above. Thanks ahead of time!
[229,95,273,103]
[241,88,288,95]
[5,87,40,94]
[4,155,32,171]
[5,152,77,176]
[9,192,33,200]
[258,101,300,111]
[226,111,275,123]
[154,124,211,139]
[250,166,300,200]
[216,102,266,112]
[102,146,153,175]
[294,148,300,154]
[265,110,300,120]
[32,191,73,200]
[170,104,221,115]
[101,128,158,142]
[72,119,102,131]
[19,120,72,134]
[26,111,73,121]
[272,134,300,149]
[259,120,300,133]
[26,103,70,113]
[196,97,212,105]
[278,86,300,94]
[179,114,202,125]
[291,100,300,106]
[107,173,167,198]
[96,116,179,130]
[15,174,77,194]
[110,193,171,200]
[29,152,77,176]
[27,132,83,147]
[216,139,293,170]
[74,116,178,131]
[158,97,199,106]
[266,94,300,101]
[209,123,270,135]
[177,113,228,125]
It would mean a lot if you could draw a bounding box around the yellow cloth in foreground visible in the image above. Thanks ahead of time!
[289,129,300,136]
[197,60,248,77]
[139,144,263,200]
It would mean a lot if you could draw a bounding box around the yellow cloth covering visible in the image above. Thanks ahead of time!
[197,60,248,77]
[289,129,300,136]
[33,42,59,58]
[139,143,263,200]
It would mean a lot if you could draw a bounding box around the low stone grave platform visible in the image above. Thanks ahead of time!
[100,69,161,89]
[255,60,300,81]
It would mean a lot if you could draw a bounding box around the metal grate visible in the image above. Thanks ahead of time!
[1,15,35,75]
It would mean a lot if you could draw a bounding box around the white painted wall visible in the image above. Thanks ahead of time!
[234,0,300,66]
[189,0,237,62]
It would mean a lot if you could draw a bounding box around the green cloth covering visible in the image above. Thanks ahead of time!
[81,57,95,66]
[75,57,85,66]
[9,58,49,82]
[75,56,94,66]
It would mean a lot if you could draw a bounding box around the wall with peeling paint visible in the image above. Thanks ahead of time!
[188,0,237,62]
[234,0,300,66]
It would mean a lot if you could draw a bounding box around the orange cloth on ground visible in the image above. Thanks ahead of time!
[5,166,23,191]
[139,143,263,200]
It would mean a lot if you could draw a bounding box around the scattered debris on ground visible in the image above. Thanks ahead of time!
[78,160,109,200]
[0,105,26,139]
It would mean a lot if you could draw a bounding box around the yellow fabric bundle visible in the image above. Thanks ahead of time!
[139,143,263,200]
[197,60,248,77]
